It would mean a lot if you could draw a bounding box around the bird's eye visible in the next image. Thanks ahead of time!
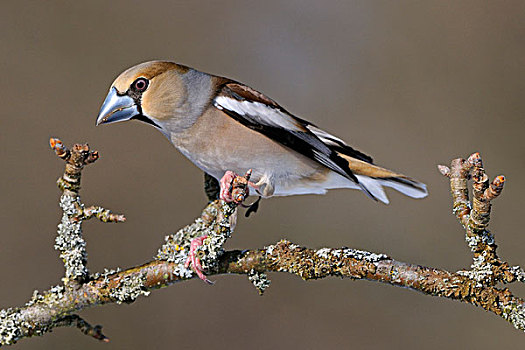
[132,78,149,92]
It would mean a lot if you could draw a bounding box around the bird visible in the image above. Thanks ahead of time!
[96,60,427,282]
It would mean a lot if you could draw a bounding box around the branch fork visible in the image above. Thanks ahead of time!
[438,152,520,286]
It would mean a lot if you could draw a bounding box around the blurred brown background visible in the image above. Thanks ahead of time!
[1,1,524,349]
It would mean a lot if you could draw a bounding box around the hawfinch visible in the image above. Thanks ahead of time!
[96,60,427,203]
[96,61,427,281]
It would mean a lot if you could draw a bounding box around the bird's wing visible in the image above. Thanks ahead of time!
[212,82,373,187]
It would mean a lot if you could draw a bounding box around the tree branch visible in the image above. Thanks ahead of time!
[0,140,523,346]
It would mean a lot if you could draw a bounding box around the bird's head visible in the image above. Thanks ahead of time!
[96,61,190,129]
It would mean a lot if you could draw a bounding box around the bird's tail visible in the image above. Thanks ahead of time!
[339,154,428,204]
[355,174,427,204]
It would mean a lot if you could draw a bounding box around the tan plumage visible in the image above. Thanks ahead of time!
[96,61,427,204]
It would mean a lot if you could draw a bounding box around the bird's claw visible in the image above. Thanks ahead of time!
[184,235,214,284]
[219,170,257,204]
[220,171,238,202]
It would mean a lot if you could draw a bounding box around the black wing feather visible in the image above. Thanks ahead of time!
[214,83,375,187]
[218,107,358,183]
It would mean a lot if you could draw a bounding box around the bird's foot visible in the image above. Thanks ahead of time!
[219,170,257,203]
[184,235,214,284]
[219,171,238,202]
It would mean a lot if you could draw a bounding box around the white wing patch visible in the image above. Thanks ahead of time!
[214,96,303,132]
[306,125,347,148]
[214,94,352,180]
[312,149,335,169]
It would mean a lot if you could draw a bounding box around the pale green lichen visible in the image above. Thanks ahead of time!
[464,229,495,251]
[509,266,525,283]
[248,269,271,295]
[0,305,53,345]
[90,268,122,283]
[55,194,88,281]
[0,308,24,345]
[315,248,331,259]
[266,245,275,256]
[0,286,70,345]
[25,285,65,308]
[311,245,389,264]
[108,273,150,304]
[500,300,525,331]
[341,248,388,263]
[156,216,208,279]
[457,251,493,286]
[156,202,236,280]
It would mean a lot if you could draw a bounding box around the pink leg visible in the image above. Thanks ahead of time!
[219,171,237,202]
[219,170,259,203]
[184,235,213,284]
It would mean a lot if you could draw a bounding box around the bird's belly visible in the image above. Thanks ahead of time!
[175,137,316,186]
[174,141,357,197]
[167,108,349,197]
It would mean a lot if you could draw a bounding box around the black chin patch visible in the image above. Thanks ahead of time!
[131,114,161,129]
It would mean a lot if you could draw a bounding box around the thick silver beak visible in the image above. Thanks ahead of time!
[96,87,138,126]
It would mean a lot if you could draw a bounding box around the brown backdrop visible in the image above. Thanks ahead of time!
[1,1,524,349]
